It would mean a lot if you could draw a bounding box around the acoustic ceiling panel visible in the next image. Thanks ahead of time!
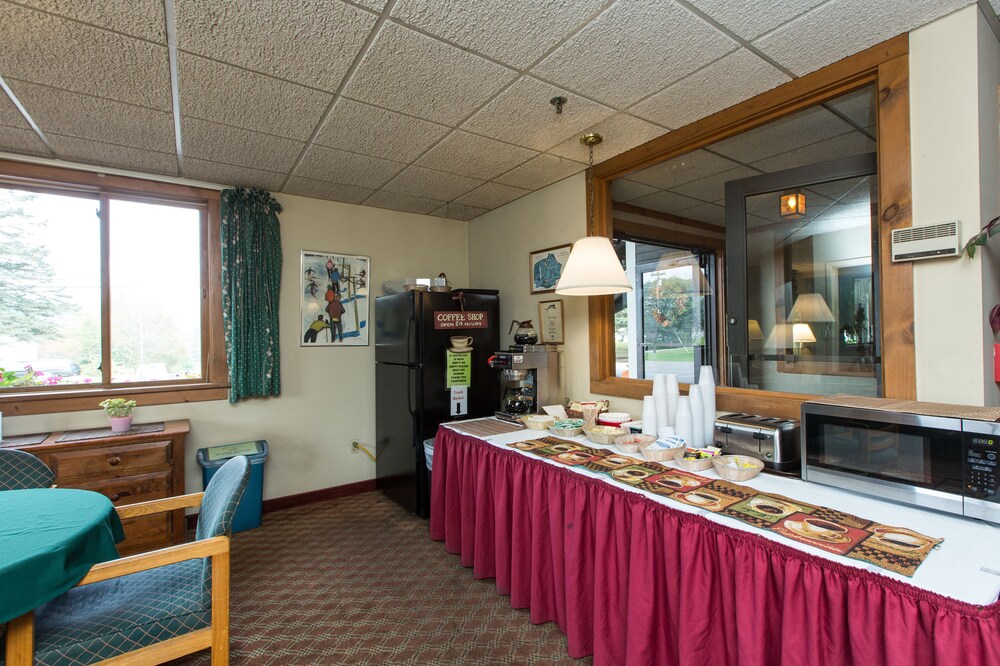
[687,0,826,41]
[314,98,451,163]
[546,113,667,163]
[364,190,445,215]
[283,176,374,204]
[415,131,538,181]
[183,157,286,191]
[382,164,484,201]
[180,117,305,173]
[47,134,177,176]
[294,143,405,190]
[493,153,584,190]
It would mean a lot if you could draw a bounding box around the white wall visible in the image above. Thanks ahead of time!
[977,7,1000,405]
[911,4,1000,404]
[3,192,470,499]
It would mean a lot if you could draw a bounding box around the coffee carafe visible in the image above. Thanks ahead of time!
[509,319,538,345]
[500,369,532,416]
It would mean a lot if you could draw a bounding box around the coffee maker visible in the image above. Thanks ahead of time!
[488,351,564,420]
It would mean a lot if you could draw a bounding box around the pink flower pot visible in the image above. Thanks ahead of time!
[109,416,133,432]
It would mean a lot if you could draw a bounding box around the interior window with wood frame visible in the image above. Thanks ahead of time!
[0,161,227,414]
[588,35,914,419]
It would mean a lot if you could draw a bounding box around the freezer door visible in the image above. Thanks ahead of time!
[375,362,424,515]
[375,292,418,365]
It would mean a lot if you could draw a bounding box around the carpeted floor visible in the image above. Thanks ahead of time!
[171,491,589,665]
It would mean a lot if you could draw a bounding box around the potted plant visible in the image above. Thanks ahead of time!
[99,398,137,432]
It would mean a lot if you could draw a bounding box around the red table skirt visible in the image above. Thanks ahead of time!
[429,428,1000,665]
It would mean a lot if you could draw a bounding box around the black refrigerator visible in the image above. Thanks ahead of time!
[375,289,500,517]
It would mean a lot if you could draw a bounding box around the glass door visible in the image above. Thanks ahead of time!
[724,153,881,397]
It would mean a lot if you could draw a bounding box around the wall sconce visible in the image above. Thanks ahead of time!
[555,133,633,296]
[780,190,806,220]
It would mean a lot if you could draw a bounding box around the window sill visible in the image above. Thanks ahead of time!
[0,382,231,416]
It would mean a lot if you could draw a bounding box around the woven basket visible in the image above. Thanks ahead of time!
[673,456,715,472]
[583,426,627,445]
[712,455,764,481]
[566,400,609,420]
[614,434,656,453]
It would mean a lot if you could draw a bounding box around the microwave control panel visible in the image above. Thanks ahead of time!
[964,434,999,499]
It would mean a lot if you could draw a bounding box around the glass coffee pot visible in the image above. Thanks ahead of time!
[509,319,538,345]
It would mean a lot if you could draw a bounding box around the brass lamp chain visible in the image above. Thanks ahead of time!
[580,133,602,235]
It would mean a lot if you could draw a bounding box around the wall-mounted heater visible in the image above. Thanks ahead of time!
[891,220,961,262]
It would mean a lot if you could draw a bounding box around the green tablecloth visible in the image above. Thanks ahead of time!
[0,488,125,623]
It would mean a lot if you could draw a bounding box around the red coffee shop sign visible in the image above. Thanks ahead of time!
[433,311,489,329]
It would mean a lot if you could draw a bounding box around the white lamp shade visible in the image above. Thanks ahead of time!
[788,293,835,322]
[747,319,764,341]
[555,236,632,296]
[792,323,816,343]
[762,324,794,350]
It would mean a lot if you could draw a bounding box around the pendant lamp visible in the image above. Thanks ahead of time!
[555,133,633,296]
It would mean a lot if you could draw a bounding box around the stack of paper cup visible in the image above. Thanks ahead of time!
[642,396,658,436]
[699,365,716,446]
[665,374,680,426]
[689,385,705,449]
[653,374,669,430]
[674,396,693,447]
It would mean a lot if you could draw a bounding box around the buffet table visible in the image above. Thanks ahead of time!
[429,421,1000,666]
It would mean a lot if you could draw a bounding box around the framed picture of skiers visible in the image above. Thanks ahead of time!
[300,250,370,347]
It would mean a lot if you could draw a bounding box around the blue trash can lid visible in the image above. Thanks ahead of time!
[197,440,268,465]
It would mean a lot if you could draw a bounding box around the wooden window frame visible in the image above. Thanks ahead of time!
[588,35,914,420]
[0,159,229,415]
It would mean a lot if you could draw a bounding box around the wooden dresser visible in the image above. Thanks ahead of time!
[11,420,189,555]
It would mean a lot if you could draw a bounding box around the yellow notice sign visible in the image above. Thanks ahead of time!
[446,350,472,388]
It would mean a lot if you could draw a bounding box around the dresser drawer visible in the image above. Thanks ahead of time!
[118,513,171,556]
[73,470,172,506]
[48,440,172,482]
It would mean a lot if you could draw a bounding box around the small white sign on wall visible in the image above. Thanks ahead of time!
[450,386,468,417]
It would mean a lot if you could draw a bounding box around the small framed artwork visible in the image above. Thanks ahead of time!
[529,243,572,294]
[538,299,565,344]
[300,250,370,346]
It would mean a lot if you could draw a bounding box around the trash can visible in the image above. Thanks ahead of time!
[196,440,268,533]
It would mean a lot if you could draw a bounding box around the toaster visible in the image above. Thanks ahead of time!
[713,413,800,473]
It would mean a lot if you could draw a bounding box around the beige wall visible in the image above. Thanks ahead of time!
[911,4,1000,405]
[4,192,470,499]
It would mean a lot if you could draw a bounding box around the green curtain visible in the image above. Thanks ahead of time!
[220,188,282,403]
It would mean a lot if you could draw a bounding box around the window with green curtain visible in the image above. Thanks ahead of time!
[221,188,282,403]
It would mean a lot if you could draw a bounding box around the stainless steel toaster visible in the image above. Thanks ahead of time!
[712,413,800,473]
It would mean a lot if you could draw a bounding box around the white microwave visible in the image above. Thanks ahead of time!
[801,399,1000,522]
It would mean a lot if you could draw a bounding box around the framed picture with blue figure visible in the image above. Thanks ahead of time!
[301,250,370,346]
[529,243,572,294]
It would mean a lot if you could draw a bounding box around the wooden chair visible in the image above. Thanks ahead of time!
[0,450,55,490]
[4,455,250,666]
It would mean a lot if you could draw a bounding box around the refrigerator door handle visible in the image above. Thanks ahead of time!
[408,366,417,416]
[406,316,414,365]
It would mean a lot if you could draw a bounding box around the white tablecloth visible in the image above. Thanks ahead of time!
[445,422,1000,606]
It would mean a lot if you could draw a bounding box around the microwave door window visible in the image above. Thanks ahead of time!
[809,419,964,494]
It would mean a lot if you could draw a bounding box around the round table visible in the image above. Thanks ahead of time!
[0,488,125,623]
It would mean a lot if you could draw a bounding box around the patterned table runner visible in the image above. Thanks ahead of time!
[509,437,943,577]
[445,417,524,438]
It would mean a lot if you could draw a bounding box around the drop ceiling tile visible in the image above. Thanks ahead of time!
[628,149,740,189]
[687,0,826,41]
[15,0,167,42]
[354,0,388,10]
[283,176,373,204]
[628,190,706,215]
[382,165,483,201]
[629,49,789,129]
[178,54,332,141]
[462,76,614,151]
[672,202,726,225]
[454,182,530,209]
[547,113,667,162]
[710,106,853,163]
[531,0,736,107]
[0,125,49,156]
[416,131,537,181]
[611,178,659,202]
[295,144,405,190]
[390,0,606,69]
[753,0,969,77]
[431,202,488,221]
[824,87,877,132]
[47,134,177,175]
[175,0,376,91]
[364,190,444,215]
[494,154,583,190]
[751,132,876,173]
[0,3,171,110]
[671,165,764,203]
[316,98,450,162]
[8,79,174,152]
[0,91,30,129]
[343,21,517,125]
[181,117,304,173]
[183,157,285,190]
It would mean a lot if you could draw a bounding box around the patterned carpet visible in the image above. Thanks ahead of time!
[171,491,589,665]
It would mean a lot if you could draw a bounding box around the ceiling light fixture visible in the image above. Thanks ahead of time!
[550,96,567,114]
[780,190,806,220]
[556,134,633,296]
